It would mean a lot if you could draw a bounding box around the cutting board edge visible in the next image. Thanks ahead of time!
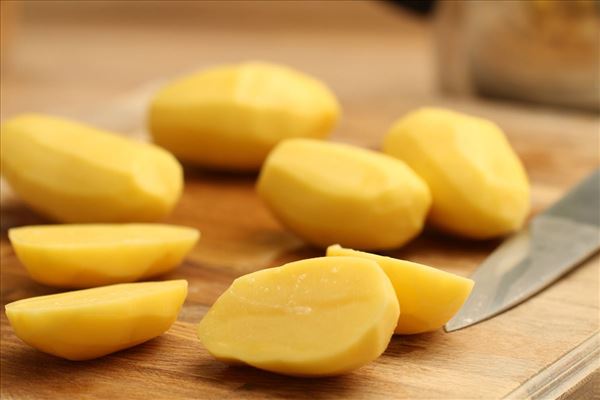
[503,330,600,400]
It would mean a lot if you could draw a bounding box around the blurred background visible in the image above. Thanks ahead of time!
[0,1,434,120]
[2,0,598,123]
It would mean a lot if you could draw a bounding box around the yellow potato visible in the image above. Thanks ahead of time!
[383,107,530,239]
[0,114,182,222]
[197,257,399,377]
[9,224,199,288]
[327,245,474,334]
[149,62,340,171]
[257,138,431,250]
[5,280,187,360]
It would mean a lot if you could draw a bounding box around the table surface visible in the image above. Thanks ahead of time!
[1,2,599,399]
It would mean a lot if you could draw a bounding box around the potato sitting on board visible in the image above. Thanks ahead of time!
[197,257,399,376]
[0,114,183,223]
[257,139,431,250]
[149,62,340,171]
[327,245,474,334]
[5,280,188,360]
[383,107,530,239]
[9,224,199,288]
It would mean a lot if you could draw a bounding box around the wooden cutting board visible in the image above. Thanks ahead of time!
[0,86,598,399]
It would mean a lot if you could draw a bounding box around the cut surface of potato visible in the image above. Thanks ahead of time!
[257,138,431,250]
[0,114,182,222]
[197,257,399,376]
[5,280,188,360]
[149,62,340,171]
[383,107,530,239]
[327,245,474,334]
[9,224,199,288]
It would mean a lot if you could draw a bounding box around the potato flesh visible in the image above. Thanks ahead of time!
[149,62,340,171]
[8,224,199,288]
[0,114,182,222]
[5,280,188,360]
[327,245,473,334]
[257,139,431,250]
[383,107,530,239]
[197,257,399,376]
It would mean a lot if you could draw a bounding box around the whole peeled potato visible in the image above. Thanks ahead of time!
[149,62,340,171]
[0,114,182,223]
[257,138,431,250]
[383,107,530,239]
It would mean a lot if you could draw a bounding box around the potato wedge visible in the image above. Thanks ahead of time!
[5,280,188,360]
[9,224,199,288]
[327,245,474,334]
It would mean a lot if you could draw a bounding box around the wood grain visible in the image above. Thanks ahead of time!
[1,2,599,399]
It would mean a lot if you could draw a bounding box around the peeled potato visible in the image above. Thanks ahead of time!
[8,224,199,288]
[5,280,187,360]
[327,245,473,334]
[383,107,530,239]
[197,257,399,377]
[149,62,340,171]
[257,138,431,250]
[0,114,182,222]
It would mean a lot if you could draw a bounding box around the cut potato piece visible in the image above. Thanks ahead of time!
[8,224,199,288]
[149,62,340,171]
[5,280,187,360]
[0,114,183,222]
[383,107,530,239]
[327,245,474,334]
[257,138,431,250]
[197,257,399,377]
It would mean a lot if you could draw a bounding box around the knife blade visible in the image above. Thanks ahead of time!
[445,168,600,332]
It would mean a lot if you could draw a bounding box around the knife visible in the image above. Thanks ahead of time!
[445,168,600,332]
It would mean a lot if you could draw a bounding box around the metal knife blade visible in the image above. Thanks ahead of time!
[445,168,600,332]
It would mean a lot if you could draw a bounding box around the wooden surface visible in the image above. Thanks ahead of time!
[1,2,599,399]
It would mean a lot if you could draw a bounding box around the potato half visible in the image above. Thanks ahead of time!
[197,257,399,376]
[5,280,188,360]
[9,224,199,288]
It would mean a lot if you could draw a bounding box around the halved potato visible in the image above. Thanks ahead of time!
[327,245,473,334]
[198,257,399,376]
[9,224,199,288]
[5,280,188,360]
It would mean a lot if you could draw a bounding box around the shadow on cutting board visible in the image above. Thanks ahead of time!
[195,360,365,399]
